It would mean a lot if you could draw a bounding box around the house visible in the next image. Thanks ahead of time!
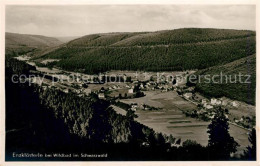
[140,83,144,89]
[139,104,146,110]
[232,101,239,107]
[100,88,105,92]
[187,87,195,92]
[113,85,117,89]
[211,98,217,105]
[204,103,213,109]
[131,105,138,111]
[210,115,215,119]
[216,100,222,105]
[211,98,222,105]
[128,88,134,94]
[64,89,69,93]
[98,93,105,99]
[221,100,228,106]
[183,93,193,99]
[201,99,208,104]
[158,85,163,89]
[74,89,81,94]
[206,105,213,109]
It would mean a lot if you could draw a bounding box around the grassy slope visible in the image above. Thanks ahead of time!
[192,54,256,105]
[5,32,63,58]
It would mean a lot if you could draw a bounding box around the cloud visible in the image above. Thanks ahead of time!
[5,5,256,37]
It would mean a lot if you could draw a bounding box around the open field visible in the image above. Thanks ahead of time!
[111,105,127,116]
[121,91,250,156]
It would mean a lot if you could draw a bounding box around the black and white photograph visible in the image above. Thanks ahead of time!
[1,2,258,163]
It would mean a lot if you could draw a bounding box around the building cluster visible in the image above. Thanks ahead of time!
[176,85,255,128]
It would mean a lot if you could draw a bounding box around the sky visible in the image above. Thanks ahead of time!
[6,5,256,37]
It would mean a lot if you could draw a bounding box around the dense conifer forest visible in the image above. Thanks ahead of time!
[34,29,255,74]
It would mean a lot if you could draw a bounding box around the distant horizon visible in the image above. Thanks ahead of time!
[6,5,256,37]
[5,27,256,38]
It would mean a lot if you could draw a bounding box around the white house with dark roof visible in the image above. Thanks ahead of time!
[98,93,105,99]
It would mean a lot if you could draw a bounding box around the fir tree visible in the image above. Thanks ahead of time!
[207,107,239,160]
[243,128,256,160]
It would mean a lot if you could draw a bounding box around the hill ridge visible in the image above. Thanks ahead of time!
[5,32,64,58]
[62,35,254,49]
[65,28,255,47]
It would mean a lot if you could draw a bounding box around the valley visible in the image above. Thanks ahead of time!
[14,53,255,157]
[5,28,256,160]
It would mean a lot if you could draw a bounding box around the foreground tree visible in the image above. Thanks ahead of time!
[180,139,206,160]
[207,107,239,160]
[243,128,256,160]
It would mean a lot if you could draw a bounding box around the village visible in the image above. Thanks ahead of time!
[20,59,255,131]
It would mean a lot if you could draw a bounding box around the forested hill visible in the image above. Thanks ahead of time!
[188,54,256,105]
[66,28,255,47]
[5,32,63,58]
[33,28,255,74]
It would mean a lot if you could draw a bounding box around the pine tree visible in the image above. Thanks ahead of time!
[207,107,239,160]
[243,128,256,160]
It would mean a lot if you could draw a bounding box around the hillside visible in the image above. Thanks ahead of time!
[188,54,256,105]
[66,32,147,47]
[66,28,255,47]
[5,32,63,58]
[55,36,80,43]
[34,28,256,74]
